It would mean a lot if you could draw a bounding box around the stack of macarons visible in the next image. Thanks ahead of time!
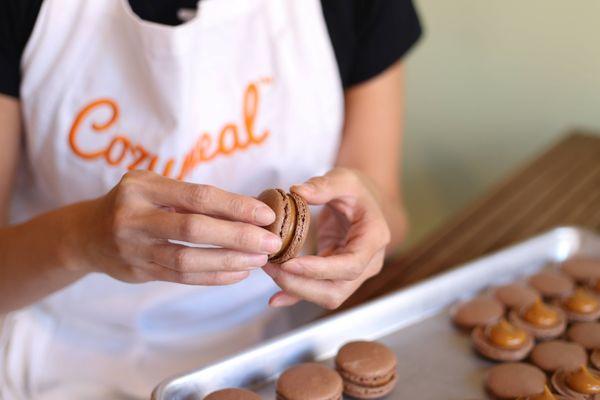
[451,257,600,399]
[202,340,397,400]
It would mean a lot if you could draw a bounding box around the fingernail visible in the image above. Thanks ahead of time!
[262,234,282,253]
[254,206,275,225]
[281,262,303,274]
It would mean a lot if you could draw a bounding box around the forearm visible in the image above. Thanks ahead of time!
[0,202,90,314]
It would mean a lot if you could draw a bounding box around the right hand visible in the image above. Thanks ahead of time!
[67,170,282,286]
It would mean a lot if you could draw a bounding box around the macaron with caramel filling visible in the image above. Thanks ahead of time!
[530,341,588,373]
[529,271,575,300]
[472,318,535,361]
[485,363,546,399]
[452,296,505,330]
[559,288,600,322]
[495,283,540,309]
[258,189,311,264]
[510,299,567,340]
[551,365,600,399]
[567,322,600,350]
[561,259,600,283]
[276,363,343,400]
[335,341,397,399]
[516,386,571,400]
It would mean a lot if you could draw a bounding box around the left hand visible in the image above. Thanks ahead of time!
[263,168,391,309]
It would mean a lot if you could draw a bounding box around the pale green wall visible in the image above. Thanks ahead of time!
[402,0,600,245]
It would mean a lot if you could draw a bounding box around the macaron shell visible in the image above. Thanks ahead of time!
[341,373,397,399]
[508,306,567,340]
[471,325,534,362]
[485,363,546,399]
[495,283,539,309]
[269,192,310,264]
[276,363,342,400]
[452,296,505,329]
[561,258,600,282]
[530,340,588,373]
[335,341,397,383]
[567,322,600,350]
[592,350,600,370]
[528,271,575,299]
[204,388,262,400]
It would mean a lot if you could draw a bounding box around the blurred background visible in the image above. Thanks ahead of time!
[402,0,600,245]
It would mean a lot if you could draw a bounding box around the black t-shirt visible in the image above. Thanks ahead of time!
[0,0,422,98]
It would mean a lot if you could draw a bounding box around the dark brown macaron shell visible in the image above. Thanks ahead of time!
[551,367,600,400]
[509,303,567,340]
[495,283,540,309]
[567,322,600,350]
[204,388,262,400]
[486,363,546,399]
[335,341,397,399]
[561,259,600,283]
[529,271,575,299]
[471,322,535,362]
[258,189,311,264]
[530,341,588,373]
[452,296,505,330]
[276,363,343,400]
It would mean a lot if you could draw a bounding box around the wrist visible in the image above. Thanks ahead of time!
[56,200,99,274]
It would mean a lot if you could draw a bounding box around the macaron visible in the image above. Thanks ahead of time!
[204,388,262,400]
[494,283,540,309]
[509,300,567,340]
[516,386,571,400]
[258,189,311,264]
[551,365,600,399]
[335,341,397,399]
[567,322,600,350]
[485,363,546,399]
[529,271,575,299]
[276,363,343,400]
[592,350,600,370]
[471,318,534,362]
[561,259,600,283]
[559,288,600,322]
[452,296,505,330]
[530,341,588,373]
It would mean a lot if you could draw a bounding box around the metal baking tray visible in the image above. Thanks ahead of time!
[152,226,600,400]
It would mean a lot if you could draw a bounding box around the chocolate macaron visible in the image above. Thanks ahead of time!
[276,363,343,400]
[485,363,546,399]
[335,341,397,399]
[472,318,534,362]
[530,341,588,373]
[567,322,600,350]
[559,288,600,322]
[258,189,310,264]
[452,296,505,330]
[204,388,262,400]
[509,299,567,340]
[494,283,540,309]
[561,259,600,283]
[529,271,575,300]
[551,365,600,399]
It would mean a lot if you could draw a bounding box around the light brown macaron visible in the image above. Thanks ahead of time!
[452,296,505,330]
[561,259,600,283]
[559,288,600,322]
[472,319,535,362]
[567,322,600,350]
[276,363,343,400]
[551,366,600,399]
[516,385,571,400]
[530,340,588,373]
[529,271,575,299]
[335,341,397,399]
[494,283,540,310]
[204,388,262,400]
[509,300,567,340]
[258,189,311,264]
[485,362,546,399]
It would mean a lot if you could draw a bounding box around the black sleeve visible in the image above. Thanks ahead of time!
[0,0,43,98]
[321,0,422,88]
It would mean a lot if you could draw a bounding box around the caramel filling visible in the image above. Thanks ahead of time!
[563,288,600,314]
[566,366,600,394]
[522,299,559,327]
[486,318,528,349]
[523,386,556,400]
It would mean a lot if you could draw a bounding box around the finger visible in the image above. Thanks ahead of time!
[151,243,268,273]
[146,211,282,254]
[268,291,301,308]
[263,264,346,310]
[144,267,250,286]
[279,251,373,281]
[291,169,365,206]
[147,176,276,225]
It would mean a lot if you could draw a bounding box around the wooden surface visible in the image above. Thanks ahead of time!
[339,131,600,311]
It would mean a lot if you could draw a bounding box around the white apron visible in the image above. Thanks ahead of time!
[1,0,343,398]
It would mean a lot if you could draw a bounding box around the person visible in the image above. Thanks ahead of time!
[0,0,421,398]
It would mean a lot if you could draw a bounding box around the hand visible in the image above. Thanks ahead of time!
[69,170,281,286]
[263,168,391,309]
